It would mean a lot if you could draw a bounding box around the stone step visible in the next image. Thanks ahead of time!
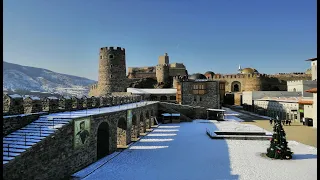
[3,141,36,146]
[3,156,15,161]
[3,137,42,143]
[214,131,267,136]
[8,134,48,140]
[14,129,54,134]
[3,152,20,157]
[3,144,32,149]
[209,135,271,140]
[3,148,26,153]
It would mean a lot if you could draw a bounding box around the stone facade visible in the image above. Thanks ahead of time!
[3,94,24,115]
[23,96,42,114]
[177,80,220,109]
[89,47,127,97]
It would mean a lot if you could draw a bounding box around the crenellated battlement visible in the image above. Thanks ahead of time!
[287,80,317,85]
[3,93,143,116]
[100,46,125,52]
[90,83,98,90]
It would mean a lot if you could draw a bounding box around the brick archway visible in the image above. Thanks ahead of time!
[231,81,241,92]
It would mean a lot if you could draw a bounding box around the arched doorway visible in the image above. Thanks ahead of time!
[117,117,127,147]
[131,114,139,139]
[97,122,110,160]
[146,111,150,129]
[231,81,241,92]
[139,113,145,134]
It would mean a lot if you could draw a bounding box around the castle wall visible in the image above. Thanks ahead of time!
[169,68,187,77]
[287,80,317,97]
[156,64,169,85]
[97,47,127,95]
[3,99,156,180]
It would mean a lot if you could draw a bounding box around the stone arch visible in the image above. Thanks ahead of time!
[293,88,296,92]
[131,114,139,139]
[231,81,241,92]
[139,112,145,134]
[97,121,110,160]
[117,117,127,147]
[160,96,168,101]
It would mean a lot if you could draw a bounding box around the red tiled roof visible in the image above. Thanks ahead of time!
[298,100,313,105]
[306,88,317,93]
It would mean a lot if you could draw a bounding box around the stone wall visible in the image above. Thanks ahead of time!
[3,113,48,136]
[3,102,158,180]
[158,102,207,120]
[180,81,220,109]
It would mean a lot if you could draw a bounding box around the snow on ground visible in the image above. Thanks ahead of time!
[214,120,273,135]
[76,119,316,180]
[222,107,244,122]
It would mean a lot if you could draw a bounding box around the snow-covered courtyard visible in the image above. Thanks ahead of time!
[73,120,317,180]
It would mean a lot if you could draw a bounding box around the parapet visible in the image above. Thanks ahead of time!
[287,80,317,85]
[100,46,125,52]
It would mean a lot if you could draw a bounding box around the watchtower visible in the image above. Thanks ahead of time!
[158,53,169,65]
[156,63,169,85]
[98,47,127,95]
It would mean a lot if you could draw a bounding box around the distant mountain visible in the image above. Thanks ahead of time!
[3,61,97,97]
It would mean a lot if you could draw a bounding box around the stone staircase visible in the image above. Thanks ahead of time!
[2,101,155,165]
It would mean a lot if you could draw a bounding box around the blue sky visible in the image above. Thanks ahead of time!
[4,0,316,80]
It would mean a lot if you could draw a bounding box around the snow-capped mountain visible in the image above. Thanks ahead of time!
[3,61,97,96]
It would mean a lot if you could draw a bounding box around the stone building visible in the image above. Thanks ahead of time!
[42,96,59,113]
[287,80,317,97]
[305,88,317,128]
[3,94,24,115]
[127,53,188,86]
[254,97,302,122]
[89,47,127,96]
[176,74,221,109]
[23,96,42,114]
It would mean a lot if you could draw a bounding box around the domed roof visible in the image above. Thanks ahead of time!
[204,71,215,76]
[240,68,258,74]
[188,73,207,80]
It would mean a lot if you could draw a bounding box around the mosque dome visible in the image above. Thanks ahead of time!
[188,73,207,80]
[240,68,259,74]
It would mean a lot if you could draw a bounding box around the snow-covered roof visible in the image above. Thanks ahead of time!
[8,94,23,99]
[207,109,226,112]
[47,96,58,100]
[127,88,177,95]
[24,95,41,100]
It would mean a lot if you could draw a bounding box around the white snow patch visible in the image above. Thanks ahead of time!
[146,133,177,137]
[153,129,179,132]
[139,139,174,142]
[158,126,180,128]
[129,146,169,150]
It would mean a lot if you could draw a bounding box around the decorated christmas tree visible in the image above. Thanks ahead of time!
[266,116,293,160]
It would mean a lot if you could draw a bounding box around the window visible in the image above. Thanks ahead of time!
[200,97,202,101]
[109,55,114,59]
[100,56,102,59]
[192,83,206,95]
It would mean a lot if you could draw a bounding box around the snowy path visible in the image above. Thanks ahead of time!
[3,101,157,165]
[80,120,239,180]
[78,119,317,180]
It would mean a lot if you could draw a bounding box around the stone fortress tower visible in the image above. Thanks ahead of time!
[156,53,170,85]
[89,47,127,96]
